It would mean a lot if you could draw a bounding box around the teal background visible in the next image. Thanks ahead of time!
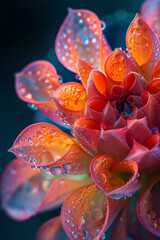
[0,0,148,239]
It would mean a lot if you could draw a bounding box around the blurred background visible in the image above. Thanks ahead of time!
[1,0,145,239]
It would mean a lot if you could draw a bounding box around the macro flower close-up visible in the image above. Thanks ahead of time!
[1,0,160,239]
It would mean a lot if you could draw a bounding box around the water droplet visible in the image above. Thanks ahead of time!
[101,20,106,31]
[29,157,37,164]
[51,166,62,175]
[27,104,38,111]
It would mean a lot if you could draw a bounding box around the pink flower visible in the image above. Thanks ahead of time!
[1,0,160,239]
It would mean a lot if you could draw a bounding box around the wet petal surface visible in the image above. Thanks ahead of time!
[9,123,74,167]
[56,9,111,72]
[51,82,86,126]
[1,159,91,220]
[61,184,122,240]
[90,155,141,199]
[137,178,160,237]
[15,61,63,123]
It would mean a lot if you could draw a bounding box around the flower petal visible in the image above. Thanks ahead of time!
[126,13,160,79]
[15,60,63,124]
[98,127,130,160]
[51,82,86,126]
[126,117,152,147]
[111,201,156,240]
[137,178,160,237]
[125,136,160,172]
[141,0,160,37]
[110,85,128,100]
[61,184,123,240]
[50,143,92,175]
[84,97,106,123]
[152,60,160,78]
[104,49,140,83]
[55,8,111,73]
[123,72,147,95]
[86,70,110,100]
[90,155,141,199]
[77,59,93,88]
[72,118,101,155]
[36,216,68,240]
[1,159,91,220]
[9,123,74,167]
[141,91,157,127]
[102,102,118,125]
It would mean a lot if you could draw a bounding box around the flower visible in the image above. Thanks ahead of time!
[1,0,160,239]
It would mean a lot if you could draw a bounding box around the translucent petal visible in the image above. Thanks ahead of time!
[141,0,160,37]
[1,159,91,220]
[51,82,86,126]
[77,59,93,88]
[126,14,160,79]
[90,155,141,199]
[152,60,160,78]
[137,178,160,237]
[61,184,123,240]
[36,216,68,240]
[55,9,111,73]
[15,60,63,123]
[104,49,140,83]
[50,143,92,176]
[9,123,74,167]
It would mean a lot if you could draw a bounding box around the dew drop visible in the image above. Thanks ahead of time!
[51,166,62,175]
[101,20,106,31]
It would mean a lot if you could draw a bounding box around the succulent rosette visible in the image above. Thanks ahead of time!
[2,0,160,239]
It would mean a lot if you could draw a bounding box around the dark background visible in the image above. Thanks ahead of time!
[1,0,144,239]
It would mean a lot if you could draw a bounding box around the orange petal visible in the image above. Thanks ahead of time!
[1,159,91,220]
[90,155,141,199]
[77,59,93,88]
[50,143,92,175]
[72,118,101,155]
[152,60,160,78]
[61,184,123,240]
[15,61,63,124]
[104,48,140,83]
[141,0,160,37]
[51,82,86,126]
[91,70,109,95]
[126,13,160,79]
[36,216,68,240]
[137,178,160,237]
[9,123,74,167]
[55,8,111,72]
